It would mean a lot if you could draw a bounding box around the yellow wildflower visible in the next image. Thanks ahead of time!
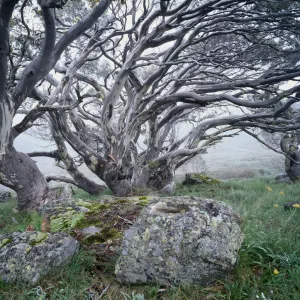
[279,191,284,196]
[292,204,300,208]
[266,186,272,192]
[273,204,279,208]
[273,268,279,275]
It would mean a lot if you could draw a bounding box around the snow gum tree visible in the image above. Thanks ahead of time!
[2,0,300,208]
[0,0,109,210]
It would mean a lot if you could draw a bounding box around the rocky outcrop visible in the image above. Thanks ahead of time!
[0,191,11,203]
[182,173,220,185]
[39,196,150,246]
[275,173,292,184]
[0,232,78,285]
[115,196,243,286]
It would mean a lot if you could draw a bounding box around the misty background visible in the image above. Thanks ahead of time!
[1,132,283,192]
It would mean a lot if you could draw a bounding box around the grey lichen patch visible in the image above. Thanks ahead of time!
[151,202,188,214]
[0,191,11,203]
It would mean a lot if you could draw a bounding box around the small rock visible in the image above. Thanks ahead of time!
[0,231,78,285]
[275,173,292,184]
[115,196,242,286]
[182,173,220,185]
[82,226,102,236]
[284,202,300,210]
[0,191,11,203]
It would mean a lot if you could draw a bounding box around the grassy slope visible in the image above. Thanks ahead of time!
[1,179,300,299]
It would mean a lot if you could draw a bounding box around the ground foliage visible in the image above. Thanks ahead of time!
[1,178,300,299]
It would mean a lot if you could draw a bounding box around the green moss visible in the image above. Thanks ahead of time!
[76,219,103,230]
[139,196,148,200]
[138,200,149,206]
[190,173,221,184]
[100,228,121,240]
[50,201,110,233]
[50,211,85,233]
[82,227,121,245]
[83,234,104,245]
[117,199,130,204]
[77,200,110,212]
[0,238,12,248]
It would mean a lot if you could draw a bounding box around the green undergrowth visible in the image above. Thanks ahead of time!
[2,178,300,299]
[0,200,43,234]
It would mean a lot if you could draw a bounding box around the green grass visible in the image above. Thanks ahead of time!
[0,200,43,234]
[0,249,95,300]
[2,178,300,299]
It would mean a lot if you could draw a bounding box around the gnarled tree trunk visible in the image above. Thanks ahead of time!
[0,147,49,210]
[281,134,300,182]
[102,163,176,196]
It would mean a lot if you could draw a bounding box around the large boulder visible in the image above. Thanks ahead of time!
[0,232,78,285]
[275,173,292,184]
[115,196,243,286]
[0,191,11,203]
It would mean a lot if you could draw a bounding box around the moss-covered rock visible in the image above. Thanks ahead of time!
[41,196,152,246]
[182,173,221,185]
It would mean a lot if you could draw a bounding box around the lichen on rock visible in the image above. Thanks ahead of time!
[0,238,12,248]
[0,231,78,285]
[0,191,11,203]
[115,196,243,286]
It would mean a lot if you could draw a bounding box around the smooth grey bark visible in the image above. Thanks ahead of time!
[0,147,49,210]
[51,123,106,195]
